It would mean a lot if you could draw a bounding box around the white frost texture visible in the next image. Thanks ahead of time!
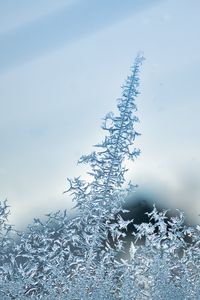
[0,55,200,299]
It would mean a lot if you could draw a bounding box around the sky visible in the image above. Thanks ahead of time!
[0,0,200,227]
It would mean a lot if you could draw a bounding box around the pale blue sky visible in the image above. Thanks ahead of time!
[0,0,200,227]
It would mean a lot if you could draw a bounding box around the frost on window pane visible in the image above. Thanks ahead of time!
[0,55,200,299]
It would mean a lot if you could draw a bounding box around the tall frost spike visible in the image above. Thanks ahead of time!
[78,54,144,210]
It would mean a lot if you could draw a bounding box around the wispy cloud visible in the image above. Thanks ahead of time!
[0,0,159,72]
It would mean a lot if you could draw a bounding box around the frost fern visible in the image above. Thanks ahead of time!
[0,55,200,299]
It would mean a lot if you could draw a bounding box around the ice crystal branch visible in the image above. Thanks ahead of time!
[78,55,144,210]
[65,55,145,268]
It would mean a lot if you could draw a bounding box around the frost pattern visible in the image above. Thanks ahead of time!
[0,55,200,299]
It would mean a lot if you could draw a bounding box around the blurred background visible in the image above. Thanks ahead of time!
[0,0,199,228]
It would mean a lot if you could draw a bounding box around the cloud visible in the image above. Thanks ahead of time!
[0,0,159,72]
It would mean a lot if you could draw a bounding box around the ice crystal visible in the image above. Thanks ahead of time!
[0,55,200,299]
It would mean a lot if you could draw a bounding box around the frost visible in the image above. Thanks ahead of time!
[0,55,200,299]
